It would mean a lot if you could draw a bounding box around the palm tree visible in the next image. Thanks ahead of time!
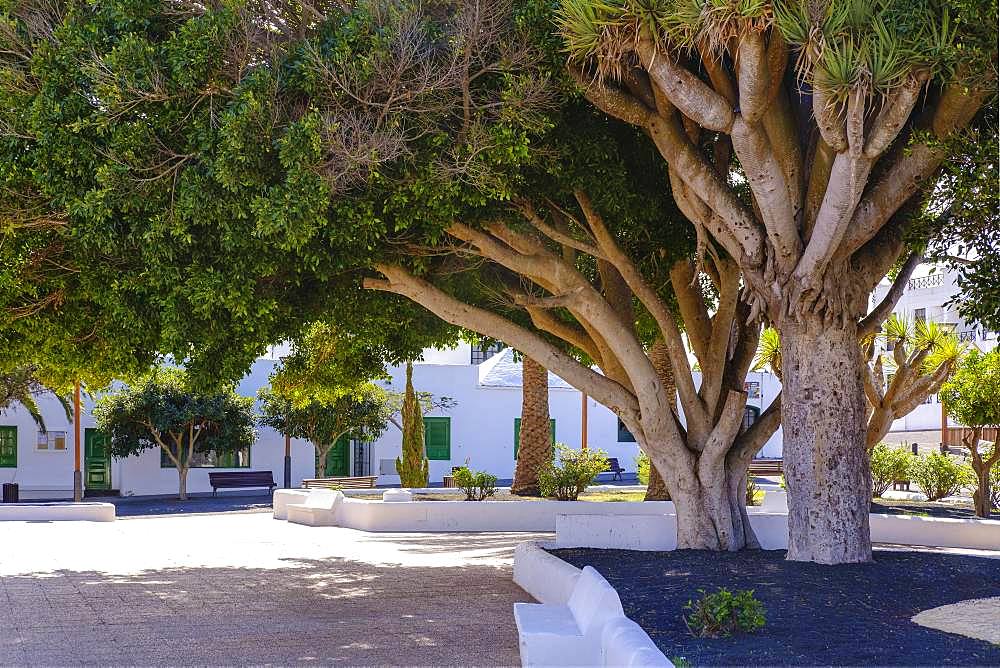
[512,355,551,496]
[644,341,674,500]
[0,365,72,432]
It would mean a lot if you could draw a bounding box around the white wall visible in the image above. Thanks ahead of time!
[0,359,314,499]
[369,357,783,486]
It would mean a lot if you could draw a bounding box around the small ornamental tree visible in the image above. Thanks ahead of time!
[864,317,964,449]
[258,384,391,478]
[93,369,256,500]
[940,350,1000,517]
[396,362,429,487]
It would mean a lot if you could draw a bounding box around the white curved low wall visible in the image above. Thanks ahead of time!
[336,498,675,533]
[514,541,671,667]
[555,512,1000,552]
[0,502,115,522]
[273,489,311,520]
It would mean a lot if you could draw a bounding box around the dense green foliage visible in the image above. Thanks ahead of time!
[93,368,256,498]
[908,452,972,501]
[258,385,390,449]
[870,443,916,497]
[396,362,428,487]
[940,350,1000,430]
[684,588,766,639]
[537,444,608,500]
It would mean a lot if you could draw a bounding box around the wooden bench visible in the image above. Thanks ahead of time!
[604,458,626,481]
[514,566,627,667]
[748,459,784,478]
[207,471,276,497]
[301,476,378,490]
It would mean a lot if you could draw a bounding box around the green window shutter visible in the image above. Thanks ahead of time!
[514,419,555,459]
[0,426,16,468]
[423,417,451,460]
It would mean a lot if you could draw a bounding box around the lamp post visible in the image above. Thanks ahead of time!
[283,433,292,488]
[73,381,82,502]
[581,392,588,450]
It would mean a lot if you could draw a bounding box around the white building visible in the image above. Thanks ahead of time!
[0,345,782,499]
[870,263,997,435]
[366,344,783,486]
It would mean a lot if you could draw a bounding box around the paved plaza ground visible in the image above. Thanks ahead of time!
[0,510,546,666]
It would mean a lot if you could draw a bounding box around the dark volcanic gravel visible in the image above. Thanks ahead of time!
[549,547,1000,666]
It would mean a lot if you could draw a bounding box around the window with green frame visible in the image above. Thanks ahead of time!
[423,417,451,460]
[0,426,16,468]
[160,446,251,468]
[513,418,555,459]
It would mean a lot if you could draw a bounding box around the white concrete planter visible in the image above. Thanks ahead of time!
[0,502,115,522]
[554,511,1000,553]
[335,498,675,533]
[513,541,671,667]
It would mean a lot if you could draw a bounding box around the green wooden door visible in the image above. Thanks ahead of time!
[84,428,111,490]
[513,419,555,459]
[325,434,350,476]
[423,417,451,460]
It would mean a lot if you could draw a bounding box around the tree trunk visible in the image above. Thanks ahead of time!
[178,466,188,501]
[512,355,551,496]
[645,341,673,501]
[315,444,332,479]
[654,451,758,550]
[973,466,990,518]
[780,321,873,564]
[645,465,671,501]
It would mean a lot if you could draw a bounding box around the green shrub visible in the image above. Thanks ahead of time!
[909,452,973,501]
[746,477,760,506]
[452,465,497,501]
[636,451,650,485]
[537,444,608,500]
[684,588,766,638]
[870,443,914,498]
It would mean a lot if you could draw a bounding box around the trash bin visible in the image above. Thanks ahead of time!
[2,483,18,503]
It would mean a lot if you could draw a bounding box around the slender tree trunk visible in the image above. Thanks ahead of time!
[178,466,188,501]
[780,321,873,564]
[512,355,551,496]
[315,444,332,479]
[645,342,673,501]
[974,467,990,518]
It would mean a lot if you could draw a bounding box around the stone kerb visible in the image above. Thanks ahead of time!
[0,502,116,522]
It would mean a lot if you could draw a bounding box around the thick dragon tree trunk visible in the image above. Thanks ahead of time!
[512,355,552,496]
[780,321,872,563]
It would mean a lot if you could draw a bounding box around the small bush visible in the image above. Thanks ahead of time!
[684,588,766,638]
[909,452,972,502]
[636,451,650,485]
[452,466,497,501]
[537,444,608,500]
[870,443,914,497]
[746,477,760,506]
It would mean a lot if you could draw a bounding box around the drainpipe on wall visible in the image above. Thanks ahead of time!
[284,433,292,488]
[73,382,82,502]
